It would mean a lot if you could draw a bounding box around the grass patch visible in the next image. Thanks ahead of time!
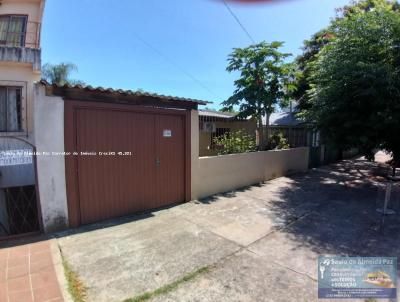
[61,253,88,302]
[123,266,212,302]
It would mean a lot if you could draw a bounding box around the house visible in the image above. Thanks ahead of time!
[0,0,209,238]
[0,0,45,238]
[264,111,358,166]
[263,111,314,148]
[1,79,207,237]
[0,2,310,240]
[34,82,206,230]
[199,109,257,156]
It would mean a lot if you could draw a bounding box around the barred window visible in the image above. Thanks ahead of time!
[0,87,22,132]
[0,15,27,47]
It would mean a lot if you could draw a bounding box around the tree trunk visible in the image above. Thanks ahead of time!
[258,113,265,150]
[265,113,270,149]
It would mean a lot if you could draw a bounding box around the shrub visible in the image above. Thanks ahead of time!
[268,132,290,150]
[213,130,256,155]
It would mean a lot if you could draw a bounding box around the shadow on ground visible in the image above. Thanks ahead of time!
[3,155,400,302]
[243,157,400,265]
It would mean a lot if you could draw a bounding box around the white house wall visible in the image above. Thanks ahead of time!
[34,84,68,232]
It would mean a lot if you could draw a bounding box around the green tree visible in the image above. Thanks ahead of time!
[219,107,238,114]
[307,7,400,173]
[42,62,85,86]
[295,0,399,113]
[336,0,399,18]
[222,42,291,149]
[294,29,333,112]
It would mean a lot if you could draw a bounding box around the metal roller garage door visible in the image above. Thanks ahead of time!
[64,101,191,226]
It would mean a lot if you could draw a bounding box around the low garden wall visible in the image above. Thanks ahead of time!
[195,147,309,199]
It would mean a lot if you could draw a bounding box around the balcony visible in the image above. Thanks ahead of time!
[0,20,41,48]
[0,21,41,71]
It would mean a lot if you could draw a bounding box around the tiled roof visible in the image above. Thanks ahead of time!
[40,80,209,105]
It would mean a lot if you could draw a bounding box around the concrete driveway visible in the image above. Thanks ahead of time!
[55,153,400,302]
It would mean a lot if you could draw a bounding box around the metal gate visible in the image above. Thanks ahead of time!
[0,137,42,239]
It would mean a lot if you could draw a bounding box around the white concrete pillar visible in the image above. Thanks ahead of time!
[190,110,199,200]
[34,84,69,232]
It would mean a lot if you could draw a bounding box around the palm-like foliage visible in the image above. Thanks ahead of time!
[42,62,84,86]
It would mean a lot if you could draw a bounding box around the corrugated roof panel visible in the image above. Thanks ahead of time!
[199,110,236,119]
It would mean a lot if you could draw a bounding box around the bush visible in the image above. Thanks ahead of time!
[213,130,256,155]
[268,132,290,150]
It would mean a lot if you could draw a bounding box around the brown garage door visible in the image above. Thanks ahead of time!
[65,102,189,226]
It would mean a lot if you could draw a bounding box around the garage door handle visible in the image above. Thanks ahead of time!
[155,158,160,167]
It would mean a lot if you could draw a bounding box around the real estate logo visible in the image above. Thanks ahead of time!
[0,149,33,166]
[318,256,397,299]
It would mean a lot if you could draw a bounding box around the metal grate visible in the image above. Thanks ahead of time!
[268,126,311,148]
[199,110,257,156]
[0,86,23,132]
[5,185,39,235]
[0,137,40,238]
[198,110,313,156]
[0,16,41,48]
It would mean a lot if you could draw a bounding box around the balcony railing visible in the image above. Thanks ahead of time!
[0,21,41,49]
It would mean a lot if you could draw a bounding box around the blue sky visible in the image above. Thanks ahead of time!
[42,0,350,108]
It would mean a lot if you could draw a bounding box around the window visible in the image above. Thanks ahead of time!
[0,87,22,132]
[0,15,27,47]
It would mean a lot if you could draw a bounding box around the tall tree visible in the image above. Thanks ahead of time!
[295,0,399,112]
[293,29,333,112]
[223,41,291,149]
[42,62,85,86]
[307,7,400,172]
[336,0,399,18]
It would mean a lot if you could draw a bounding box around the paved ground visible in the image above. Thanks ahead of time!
[56,152,400,302]
[0,240,64,302]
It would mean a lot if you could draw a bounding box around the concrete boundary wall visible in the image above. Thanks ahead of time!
[31,94,308,231]
[195,147,309,199]
[34,84,69,232]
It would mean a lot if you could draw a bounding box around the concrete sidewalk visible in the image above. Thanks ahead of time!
[56,153,400,302]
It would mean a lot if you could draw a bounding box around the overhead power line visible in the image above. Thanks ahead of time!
[132,33,219,100]
[222,0,256,44]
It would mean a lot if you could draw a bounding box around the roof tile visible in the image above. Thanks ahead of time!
[40,80,209,105]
